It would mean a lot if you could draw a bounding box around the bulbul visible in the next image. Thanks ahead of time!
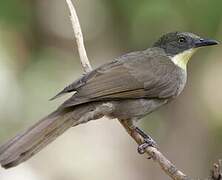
[0,32,219,169]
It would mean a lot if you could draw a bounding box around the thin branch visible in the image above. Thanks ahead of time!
[211,160,222,180]
[120,120,189,180]
[64,1,220,180]
[65,0,92,73]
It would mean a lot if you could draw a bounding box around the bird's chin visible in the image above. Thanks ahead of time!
[171,48,197,70]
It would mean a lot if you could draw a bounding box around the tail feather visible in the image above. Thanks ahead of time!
[0,103,98,169]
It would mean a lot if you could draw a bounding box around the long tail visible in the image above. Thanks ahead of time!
[0,103,98,169]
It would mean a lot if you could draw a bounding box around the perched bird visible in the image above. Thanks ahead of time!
[0,32,219,169]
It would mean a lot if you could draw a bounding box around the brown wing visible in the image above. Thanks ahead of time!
[57,48,182,108]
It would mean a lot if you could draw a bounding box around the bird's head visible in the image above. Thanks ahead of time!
[153,32,219,70]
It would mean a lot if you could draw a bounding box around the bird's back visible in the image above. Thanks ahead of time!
[54,47,187,109]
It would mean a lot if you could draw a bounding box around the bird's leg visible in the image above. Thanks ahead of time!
[119,119,158,155]
[135,127,158,155]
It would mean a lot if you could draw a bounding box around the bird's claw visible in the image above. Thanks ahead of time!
[134,127,158,157]
[137,137,158,155]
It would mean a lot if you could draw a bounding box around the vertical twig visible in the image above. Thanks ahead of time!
[65,0,92,73]
[211,160,222,180]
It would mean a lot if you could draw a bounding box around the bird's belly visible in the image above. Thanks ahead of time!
[109,99,168,120]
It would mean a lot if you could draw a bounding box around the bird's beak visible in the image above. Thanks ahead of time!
[194,38,219,48]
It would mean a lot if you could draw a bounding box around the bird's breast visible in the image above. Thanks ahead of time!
[175,68,187,96]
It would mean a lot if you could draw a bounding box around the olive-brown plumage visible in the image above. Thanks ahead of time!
[0,32,218,169]
[55,48,186,108]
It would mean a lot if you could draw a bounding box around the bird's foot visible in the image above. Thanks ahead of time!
[137,137,158,154]
[135,127,158,155]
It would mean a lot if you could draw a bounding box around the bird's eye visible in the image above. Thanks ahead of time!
[178,37,186,43]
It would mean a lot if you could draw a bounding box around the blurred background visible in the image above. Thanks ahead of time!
[0,0,221,179]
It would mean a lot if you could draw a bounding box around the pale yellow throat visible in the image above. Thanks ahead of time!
[170,49,197,70]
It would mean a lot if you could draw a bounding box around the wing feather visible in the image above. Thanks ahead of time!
[56,48,183,108]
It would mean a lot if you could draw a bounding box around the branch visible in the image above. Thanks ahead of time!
[211,160,222,180]
[65,0,92,73]
[64,1,220,180]
[120,120,189,180]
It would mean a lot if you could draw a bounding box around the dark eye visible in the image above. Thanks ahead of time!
[178,37,186,43]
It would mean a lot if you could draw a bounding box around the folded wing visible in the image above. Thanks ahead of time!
[55,49,180,108]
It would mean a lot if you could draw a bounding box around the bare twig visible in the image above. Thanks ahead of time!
[64,1,220,180]
[65,0,92,73]
[211,160,222,180]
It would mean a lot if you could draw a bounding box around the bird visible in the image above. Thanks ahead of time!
[0,31,219,169]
